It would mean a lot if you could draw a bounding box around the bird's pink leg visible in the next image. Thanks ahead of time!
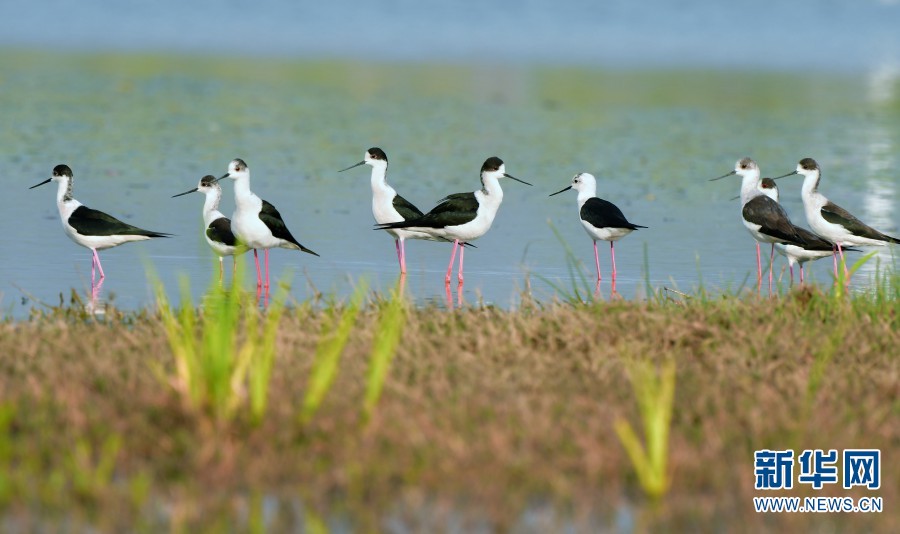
[610,241,618,294]
[253,249,262,288]
[832,245,838,278]
[789,263,795,286]
[90,250,96,287]
[593,241,602,282]
[756,242,762,283]
[769,243,775,294]
[394,239,402,269]
[444,282,454,309]
[610,242,618,281]
[264,249,270,294]
[93,249,106,280]
[458,242,465,284]
[445,240,459,284]
[219,257,224,283]
[799,264,805,285]
[400,239,408,274]
[837,243,849,281]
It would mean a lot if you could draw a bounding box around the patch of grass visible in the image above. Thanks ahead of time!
[362,281,407,425]
[0,275,897,531]
[153,274,290,424]
[299,280,368,426]
[614,358,675,501]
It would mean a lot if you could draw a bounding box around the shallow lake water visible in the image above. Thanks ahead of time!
[0,52,898,316]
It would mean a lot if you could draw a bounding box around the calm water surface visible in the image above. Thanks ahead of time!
[0,53,897,316]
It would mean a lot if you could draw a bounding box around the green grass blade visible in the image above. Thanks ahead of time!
[299,279,368,425]
[362,282,406,424]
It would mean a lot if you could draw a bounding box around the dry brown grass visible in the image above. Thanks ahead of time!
[0,286,897,531]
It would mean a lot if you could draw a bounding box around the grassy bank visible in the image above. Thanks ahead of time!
[0,280,898,531]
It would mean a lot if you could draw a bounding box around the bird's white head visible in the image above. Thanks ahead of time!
[30,164,72,187]
[758,177,779,202]
[29,164,74,200]
[220,158,249,181]
[710,157,759,182]
[364,147,388,169]
[734,157,760,179]
[197,174,223,194]
[571,172,597,195]
[549,172,597,198]
[795,158,819,178]
[339,147,388,174]
[773,157,821,194]
[479,156,532,190]
[171,174,224,199]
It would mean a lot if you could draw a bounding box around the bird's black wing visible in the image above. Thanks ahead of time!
[580,198,646,230]
[821,202,900,243]
[377,192,478,229]
[392,194,424,220]
[68,205,170,237]
[741,196,805,245]
[260,200,319,256]
[206,217,238,246]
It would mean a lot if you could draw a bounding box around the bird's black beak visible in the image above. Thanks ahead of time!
[29,178,52,189]
[709,170,737,181]
[339,161,365,172]
[774,170,798,180]
[172,187,199,198]
[216,173,230,182]
[503,173,532,186]
[549,185,572,196]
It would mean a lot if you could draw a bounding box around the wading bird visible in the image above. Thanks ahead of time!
[340,147,452,274]
[549,172,646,290]
[218,158,318,295]
[712,158,808,292]
[775,157,899,279]
[375,156,531,284]
[172,174,247,281]
[755,178,853,285]
[30,164,170,289]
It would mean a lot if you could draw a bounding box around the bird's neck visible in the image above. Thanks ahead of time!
[56,177,74,206]
[576,186,596,208]
[232,176,256,207]
[739,172,762,204]
[203,188,223,223]
[480,175,504,204]
[801,171,820,199]
[370,165,395,198]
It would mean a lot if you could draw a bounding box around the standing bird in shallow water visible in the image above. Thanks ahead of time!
[218,158,318,295]
[775,157,899,280]
[712,157,808,292]
[172,175,247,282]
[375,156,531,284]
[550,172,646,291]
[30,164,170,290]
[754,178,853,285]
[339,147,446,274]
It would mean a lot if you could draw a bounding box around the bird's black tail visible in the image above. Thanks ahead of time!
[299,244,320,257]
[143,231,173,238]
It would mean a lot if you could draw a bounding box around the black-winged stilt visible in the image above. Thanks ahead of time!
[755,178,854,285]
[375,156,531,284]
[29,164,170,288]
[549,172,645,289]
[218,158,318,294]
[172,175,247,282]
[775,157,899,279]
[339,147,447,274]
[712,157,808,291]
